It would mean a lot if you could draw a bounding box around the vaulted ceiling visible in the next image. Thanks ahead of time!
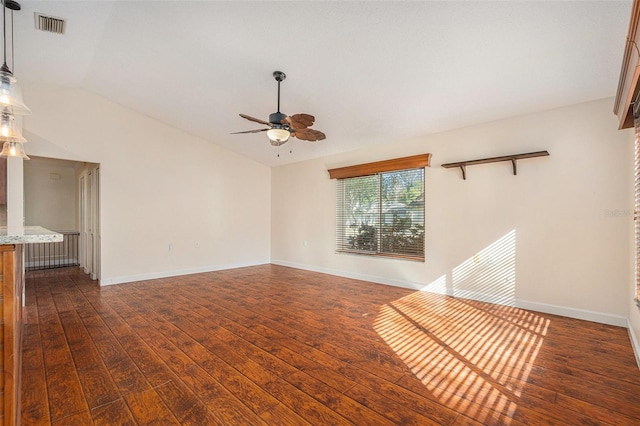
[12,1,632,166]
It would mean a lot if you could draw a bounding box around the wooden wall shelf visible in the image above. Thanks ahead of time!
[441,150,549,180]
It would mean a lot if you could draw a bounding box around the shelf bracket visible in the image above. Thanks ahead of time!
[511,158,517,176]
[460,164,466,180]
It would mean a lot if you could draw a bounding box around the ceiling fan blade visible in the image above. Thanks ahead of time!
[231,128,270,134]
[291,128,326,141]
[239,114,272,126]
[282,113,315,130]
[292,114,315,127]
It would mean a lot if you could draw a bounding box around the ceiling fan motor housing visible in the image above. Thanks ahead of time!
[269,112,287,126]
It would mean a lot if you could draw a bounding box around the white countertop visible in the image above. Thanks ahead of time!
[0,226,63,244]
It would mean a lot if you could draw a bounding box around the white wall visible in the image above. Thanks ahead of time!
[22,84,271,285]
[24,157,77,231]
[272,98,632,326]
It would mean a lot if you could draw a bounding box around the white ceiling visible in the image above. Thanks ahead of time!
[11,1,632,167]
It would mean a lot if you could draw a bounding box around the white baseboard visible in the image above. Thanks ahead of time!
[101,259,631,330]
[515,300,628,327]
[271,259,426,290]
[271,260,629,328]
[99,261,270,286]
[628,319,640,369]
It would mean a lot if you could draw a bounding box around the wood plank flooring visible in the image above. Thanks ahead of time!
[21,265,640,425]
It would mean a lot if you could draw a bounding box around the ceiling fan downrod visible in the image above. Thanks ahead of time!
[274,70,286,112]
[270,71,287,125]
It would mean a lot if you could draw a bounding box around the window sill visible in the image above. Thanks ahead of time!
[336,249,424,262]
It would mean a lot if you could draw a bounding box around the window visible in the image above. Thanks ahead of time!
[329,154,430,261]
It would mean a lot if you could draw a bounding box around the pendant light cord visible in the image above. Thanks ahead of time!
[0,0,16,73]
[2,0,7,69]
[10,6,13,73]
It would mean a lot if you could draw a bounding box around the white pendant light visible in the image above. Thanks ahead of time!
[0,0,29,159]
[0,110,25,142]
[0,69,28,114]
[0,140,28,159]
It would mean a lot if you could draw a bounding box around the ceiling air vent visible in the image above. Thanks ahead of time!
[34,13,65,35]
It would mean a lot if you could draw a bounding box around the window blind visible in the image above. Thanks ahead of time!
[335,167,425,260]
[635,111,640,304]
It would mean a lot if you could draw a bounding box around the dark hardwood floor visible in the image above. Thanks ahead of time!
[21,265,640,425]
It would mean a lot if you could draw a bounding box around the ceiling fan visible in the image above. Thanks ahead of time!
[233,71,326,146]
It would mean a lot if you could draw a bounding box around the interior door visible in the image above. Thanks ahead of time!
[78,166,101,280]
[79,174,86,272]
[91,167,100,280]
[86,170,94,276]
[80,170,93,275]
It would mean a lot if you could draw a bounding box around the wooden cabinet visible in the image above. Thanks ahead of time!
[0,244,22,426]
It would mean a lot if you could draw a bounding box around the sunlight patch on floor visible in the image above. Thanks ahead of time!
[375,293,548,423]
[375,230,549,424]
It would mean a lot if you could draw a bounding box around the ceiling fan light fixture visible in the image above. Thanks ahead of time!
[267,127,290,144]
[0,140,28,159]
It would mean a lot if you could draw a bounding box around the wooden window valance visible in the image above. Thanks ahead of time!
[327,154,431,180]
[614,0,640,129]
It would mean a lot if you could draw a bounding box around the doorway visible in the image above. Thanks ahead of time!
[24,156,101,280]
